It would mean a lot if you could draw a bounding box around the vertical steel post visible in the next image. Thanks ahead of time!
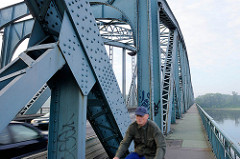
[151,0,162,129]
[137,0,154,119]
[122,48,126,102]
[48,68,87,158]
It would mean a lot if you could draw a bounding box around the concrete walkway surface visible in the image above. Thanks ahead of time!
[165,104,216,159]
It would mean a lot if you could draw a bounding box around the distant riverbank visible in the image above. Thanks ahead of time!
[203,107,240,111]
[203,108,240,149]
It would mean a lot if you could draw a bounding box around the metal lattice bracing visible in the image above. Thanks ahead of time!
[126,58,137,108]
[161,31,174,133]
[0,0,195,158]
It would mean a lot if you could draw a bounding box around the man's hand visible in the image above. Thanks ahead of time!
[113,157,119,159]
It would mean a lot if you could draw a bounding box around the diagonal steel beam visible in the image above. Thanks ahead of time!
[0,43,65,132]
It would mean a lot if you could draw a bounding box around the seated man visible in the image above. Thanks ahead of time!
[113,106,166,159]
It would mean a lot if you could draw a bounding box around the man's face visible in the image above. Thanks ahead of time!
[136,114,149,127]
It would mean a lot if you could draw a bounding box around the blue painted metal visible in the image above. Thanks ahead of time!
[197,104,240,159]
[0,43,66,132]
[0,0,196,157]
[151,0,163,129]
[22,85,51,115]
[47,67,89,158]
[122,48,126,101]
[90,0,137,43]
[56,0,133,156]
[174,42,182,119]
[0,19,34,68]
[161,30,174,133]
[137,0,154,119]
[59,13,96,96]
[47,67,88,158]
[0,2,30,30]
[178,42,186,113]
[18,0,133,157]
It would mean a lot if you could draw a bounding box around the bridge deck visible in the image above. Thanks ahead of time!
[165,104,216,159]
[24,104,216,159]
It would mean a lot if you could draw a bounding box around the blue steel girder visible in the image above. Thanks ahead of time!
[137,0,155,120]
[152,0,163,129]
[46,66,90,159]
[174,42,183,118]
[90,1,163,123]
[0,0,136,119]
[0,43,66,133]
[161,30,175,134]
[88,0,194,134]
[0,19,34,68]
[177,42,185,113]
[21,0,133,158]
[158,0,194,133]
[97,19,135,50]
[89,1,137,44]
[0,0,196,157]
[0,1,30,30]
[181,47,188,112]
[55,0,132,155]
[171,38,182,121]
[18,84,51,115]
[158,0,186,45]
[25,0,63,38]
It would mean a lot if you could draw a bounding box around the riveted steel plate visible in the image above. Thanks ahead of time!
[59,13,96,95]
[36,0,62,33]
[63,0,131,135]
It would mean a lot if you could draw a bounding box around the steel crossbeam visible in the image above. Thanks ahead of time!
[18,84,50,115]
[0,2,30,30]
[0,19,34,68]
[0,43,65,132]
[0,0,195,158]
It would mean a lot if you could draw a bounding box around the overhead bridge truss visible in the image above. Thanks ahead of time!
[0,0,194,158]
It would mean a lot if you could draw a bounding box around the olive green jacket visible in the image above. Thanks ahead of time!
[115,120,166,159]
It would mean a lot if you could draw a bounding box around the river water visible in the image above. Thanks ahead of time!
[204,109,240,148]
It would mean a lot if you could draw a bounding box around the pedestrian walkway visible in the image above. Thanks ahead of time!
[165,104,216,159]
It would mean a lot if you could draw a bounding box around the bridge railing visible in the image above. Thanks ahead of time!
[197,104,240,159]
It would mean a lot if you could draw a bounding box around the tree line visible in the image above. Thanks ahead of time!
[195,92,240,108]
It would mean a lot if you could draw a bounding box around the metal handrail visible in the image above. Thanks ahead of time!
[197,104,240,159]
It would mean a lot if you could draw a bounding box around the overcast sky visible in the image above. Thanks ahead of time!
[167,0,240,97]
[1,1,240,98]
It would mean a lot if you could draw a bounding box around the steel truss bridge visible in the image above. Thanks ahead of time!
[0,0,194,158]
